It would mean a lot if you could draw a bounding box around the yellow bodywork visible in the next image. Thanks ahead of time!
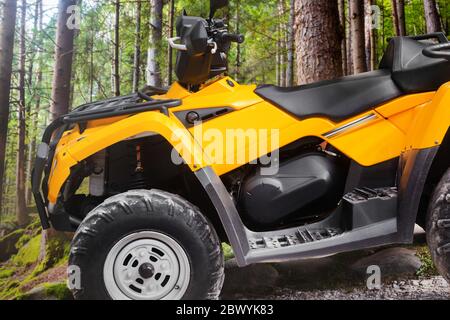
[46,76,450,204]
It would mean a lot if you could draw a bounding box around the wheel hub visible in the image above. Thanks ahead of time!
[139,263,155,279]
[103,231,190,300]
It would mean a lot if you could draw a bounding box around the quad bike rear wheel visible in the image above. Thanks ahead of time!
[426,168,450,283]
[69,190,224,300]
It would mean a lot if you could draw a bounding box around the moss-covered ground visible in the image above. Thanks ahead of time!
[0,216,72,300]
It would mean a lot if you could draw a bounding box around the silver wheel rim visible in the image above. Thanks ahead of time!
[103,231,190,300]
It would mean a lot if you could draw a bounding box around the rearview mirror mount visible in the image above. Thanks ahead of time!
[210,0,229,19]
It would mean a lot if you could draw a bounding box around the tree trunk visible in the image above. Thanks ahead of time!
[16,0,28,226]
[132,0,142,92]
[25,73,42,205]
[276,27,280,85]
[50,0,76,120]
[278,0,286,87]
[391,0,400,36]
[42,0,75,272]
[294,0,342,84]
[235,0,241,82]
[89,28,94,101]
[167,0,175,85]
[286,0,295,86]
[26,0,40,99]
[0,0,18,214]
[338,0,347,75]
[147,0,163,87]
[347,1,353,75]
[113,0,120,96]
[424,0,442,33]
[396,0,406,36]
[25,0,43,205]
[370,3,377,70]
[365,0,378,70]
[349,0,367,74]
[381,1,386,52]
[391,0,406,36]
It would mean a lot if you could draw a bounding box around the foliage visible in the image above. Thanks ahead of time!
[12,234,41,267]
[222,243,235,261]
[43,282,72,300]
[416,245,439,277]
[0,217,71,299]
[0,268,14,279]
[31,232,70,278]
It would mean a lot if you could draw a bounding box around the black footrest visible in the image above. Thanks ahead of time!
[249,227,343,250]
[344,187,398,229]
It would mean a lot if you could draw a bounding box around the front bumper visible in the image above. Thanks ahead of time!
[31,118,66,229]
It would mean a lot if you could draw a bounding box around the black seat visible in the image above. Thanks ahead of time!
[255,33,450,123]
[380,36,450,93]
[255,70,402,122]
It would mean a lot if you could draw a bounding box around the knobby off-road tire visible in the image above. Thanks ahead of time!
[426,168,450,283]
[69,190,224,300]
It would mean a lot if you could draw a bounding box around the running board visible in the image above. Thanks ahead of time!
[244,187,399,264]
[249,228,343,250]
[245,218,398,264]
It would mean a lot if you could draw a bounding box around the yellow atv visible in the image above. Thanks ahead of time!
[32,0,450,300]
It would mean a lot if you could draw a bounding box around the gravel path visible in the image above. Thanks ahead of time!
[222,233,450,300]
[262,277,450,300]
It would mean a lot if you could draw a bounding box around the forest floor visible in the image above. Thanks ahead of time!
[1,218,449,300]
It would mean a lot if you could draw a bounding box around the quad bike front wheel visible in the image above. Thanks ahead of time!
[426,168,450,283]
[69,190,224,300]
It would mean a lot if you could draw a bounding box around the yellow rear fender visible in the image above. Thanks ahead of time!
[405,82,450,150]
[47,111,208,204]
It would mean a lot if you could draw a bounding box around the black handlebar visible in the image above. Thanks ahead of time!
[220,32,245,44]
[423,43,450,61]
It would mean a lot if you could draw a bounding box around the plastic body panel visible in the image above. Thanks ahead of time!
[241,153,345,227]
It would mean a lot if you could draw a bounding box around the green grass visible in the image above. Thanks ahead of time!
[0,268,14,279]
[43,282,72,300]
[222,243,234,261]
[416,246,439,277]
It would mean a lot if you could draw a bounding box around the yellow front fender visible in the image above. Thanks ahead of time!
[47,111,208,204]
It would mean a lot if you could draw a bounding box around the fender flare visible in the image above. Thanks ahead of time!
[397,146,439,242]
[47,111,208,204]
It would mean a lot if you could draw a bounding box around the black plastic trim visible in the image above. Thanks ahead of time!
[174,107,234,128]
[31,117,66,229]
[397,147,439,242]
[195,167,250,266]
[407,32,449,43]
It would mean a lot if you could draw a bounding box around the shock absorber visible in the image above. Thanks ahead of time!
[128,144,147,189]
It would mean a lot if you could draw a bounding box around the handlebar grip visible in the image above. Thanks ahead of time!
[423,43,450,60]
[222,33,245,44]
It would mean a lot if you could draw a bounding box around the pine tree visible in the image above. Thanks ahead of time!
[0,0,18,215]
[350,0,367,74]
[294,0,342,84]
